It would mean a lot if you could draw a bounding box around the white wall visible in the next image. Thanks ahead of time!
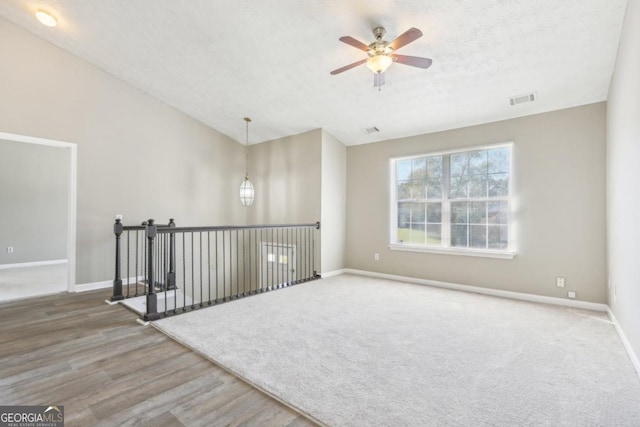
[347,103,607,303]
[607,0,640,364]
[0,18,245,284]
[321,130,347,274]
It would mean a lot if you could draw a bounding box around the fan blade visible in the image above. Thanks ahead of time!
[389,27,423,51]
[330,58,367,75]
[392,54,433,69]
[339,36,370,51]
[374,72,386,88]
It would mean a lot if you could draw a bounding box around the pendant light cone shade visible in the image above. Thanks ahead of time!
[240,117,254,206]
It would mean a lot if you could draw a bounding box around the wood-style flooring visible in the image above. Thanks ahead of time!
[0,289,316,427]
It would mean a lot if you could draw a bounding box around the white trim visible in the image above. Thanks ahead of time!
[75,280,111,293]
[606,308,640,379]
[0,259,67,270]
[0,132,77,294]
[343,269,608,312]
[321,269,345,278]
[388,244,516,259]
[75,275,145,293]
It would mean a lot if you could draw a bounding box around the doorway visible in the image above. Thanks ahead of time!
[0,132,77,301]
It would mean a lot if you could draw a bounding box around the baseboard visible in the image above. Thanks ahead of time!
[343,269,608,312]
[75,280,112,293]
[75,275,145,293]
[606,308,640,379]
[320,269,345,279]
[0,259,67,270]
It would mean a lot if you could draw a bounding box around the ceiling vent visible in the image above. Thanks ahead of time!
[365,126,380,134]
[509,92,537,106]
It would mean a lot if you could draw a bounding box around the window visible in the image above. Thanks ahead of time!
[390,143,514,258]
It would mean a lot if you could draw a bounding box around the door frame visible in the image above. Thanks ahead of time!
[0,131,77,293]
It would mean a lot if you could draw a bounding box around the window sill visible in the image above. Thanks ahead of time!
[388,244,516,259]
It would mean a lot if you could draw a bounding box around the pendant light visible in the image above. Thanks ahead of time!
[239,117,255,206]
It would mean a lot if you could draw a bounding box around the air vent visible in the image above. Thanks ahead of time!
[365,126,380,134]
[509,92,537,106]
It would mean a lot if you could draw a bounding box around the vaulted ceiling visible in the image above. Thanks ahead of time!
[0,0,628,146]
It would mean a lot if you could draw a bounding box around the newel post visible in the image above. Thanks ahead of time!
[144,219,160,321]
[111,218,125,302]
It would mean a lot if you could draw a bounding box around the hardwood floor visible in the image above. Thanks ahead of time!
[0,289,316,427]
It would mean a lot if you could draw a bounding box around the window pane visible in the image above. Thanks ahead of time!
[449,175,468,198]
[470,225,487,248]
[489,148,510,174]
[488,225,509,249]
[411,180,426,199]
[410,203,425,222]
[451,225,468,247]
[426,203,442,223]
[410,223,426,244]
[427,178,442,199]
[398,203,411,224]
[489,173,509,197]
[427,224,441,244]
[451,202,468,224]
[470,151,488,176]
[450,153,468,177]
[469,175,487,198]
[488,201,509,225]
[397,225,410,243]
[427,156,443,178]
[412,158,427,180]
[469,201,487,224]
[397,181,411,200]
[396,159,412,181]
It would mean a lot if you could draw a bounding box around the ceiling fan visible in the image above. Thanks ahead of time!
[330,26,433,88]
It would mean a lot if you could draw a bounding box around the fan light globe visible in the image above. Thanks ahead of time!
[239,177,254,206]
[366,54,393,74]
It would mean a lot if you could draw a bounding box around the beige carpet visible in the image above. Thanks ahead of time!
[154,274,640,426]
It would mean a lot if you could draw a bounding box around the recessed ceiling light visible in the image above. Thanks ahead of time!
[35,9,57,27]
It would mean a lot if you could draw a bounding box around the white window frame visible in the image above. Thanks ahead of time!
[389,142,516,259]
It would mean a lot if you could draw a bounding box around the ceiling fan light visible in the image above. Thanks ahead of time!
[35,9,57,27]
[366,54,393,74]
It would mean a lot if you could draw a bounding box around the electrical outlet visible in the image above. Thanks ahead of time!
[608,278,611,289]
[7,246,13,254]
[556,277,565,288]
[567,291,576,299]
[374,253,380,261]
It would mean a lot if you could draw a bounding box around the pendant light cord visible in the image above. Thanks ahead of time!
[244,117,251,179]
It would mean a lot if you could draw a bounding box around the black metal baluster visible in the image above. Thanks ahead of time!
[215,231,219,303]
[191,232,195,309]
[223,230,226,301]
[199,232,203,307]
[207,232,211,305]
[182,233,186,311]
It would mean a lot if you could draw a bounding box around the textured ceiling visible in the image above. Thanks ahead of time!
[0,0,628,146]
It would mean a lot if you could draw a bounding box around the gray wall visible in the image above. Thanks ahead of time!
[321,130,347,274]
[607,0,640,363]
[347,103,607,303]
[247,129,322,225]
[0,140,68,264]
[0,17,245,284]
